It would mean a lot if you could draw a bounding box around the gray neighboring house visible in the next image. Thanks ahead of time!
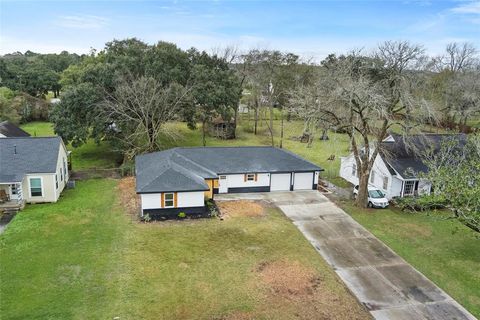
[0,137,70,212]
[0,121,31,138]
[135,146,323,218]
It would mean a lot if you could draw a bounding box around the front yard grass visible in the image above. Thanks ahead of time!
[341,202,480,318]
[0,179,370,319]
[20,121,122,170]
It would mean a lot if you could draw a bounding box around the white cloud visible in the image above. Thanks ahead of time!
[451,1,480,14]
[55,15,109,29]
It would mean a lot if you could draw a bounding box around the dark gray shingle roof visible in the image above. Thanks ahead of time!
[0,137,62,182]
[0,121,30,137]
[135,146,323,193]
[380,133,467,179]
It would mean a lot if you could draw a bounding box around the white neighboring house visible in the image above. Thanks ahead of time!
[339,133,466,200]
[0,137,70,211]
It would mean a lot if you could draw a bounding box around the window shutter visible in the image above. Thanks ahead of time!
[161,193,164,208]
[174,193,178,207]
[244,174,247,182]
[254,174,258,181]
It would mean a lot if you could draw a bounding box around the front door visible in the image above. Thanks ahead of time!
[218,175,228,193]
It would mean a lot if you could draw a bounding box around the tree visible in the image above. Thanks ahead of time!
[308,41,432,207]
[241,50,303,145]
[189,49,241,146]
[99,76,191,158]
[421,135,480,233]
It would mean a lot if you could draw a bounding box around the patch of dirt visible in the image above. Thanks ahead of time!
[118,177,140,215]
[216,200,264,218]
[251,260,371,320]
[256,260,322,298]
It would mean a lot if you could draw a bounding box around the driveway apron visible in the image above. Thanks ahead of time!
[216,191,476,320]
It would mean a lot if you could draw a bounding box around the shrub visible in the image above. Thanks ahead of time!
[142,213,151,222]
[178,212,186,219]
[392,195,448,212]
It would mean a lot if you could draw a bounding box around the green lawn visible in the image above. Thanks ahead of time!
[340,202,480,318]
[20,122,122,170]
[0,179,369,319]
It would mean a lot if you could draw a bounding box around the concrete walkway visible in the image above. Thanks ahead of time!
[216,191,476,320]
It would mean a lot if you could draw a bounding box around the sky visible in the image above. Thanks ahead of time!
[0,0,479,61]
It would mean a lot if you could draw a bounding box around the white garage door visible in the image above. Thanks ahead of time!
[294,172,313,190]
[270,173,291,191]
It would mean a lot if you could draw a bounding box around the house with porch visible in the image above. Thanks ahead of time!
[0,137,70,212]
[135,146,323,219]
[339,133,467,200]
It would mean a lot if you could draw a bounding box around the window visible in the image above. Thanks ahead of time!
[370,171,375,183]
[352,164,357,177]
[164,193,174,208]
[63,158,67,177]
[383,176,389,190]
[60,169,63,182]
[246,174,255,181]
[55,174,58,189]
[219,175,226,180]
[11,184,18,195]
[30,178,42,197]
[404,180,415,196]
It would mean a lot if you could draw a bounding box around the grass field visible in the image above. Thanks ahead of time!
[21,122,122,170]
[340,202,480,318]
[0,179,369,319]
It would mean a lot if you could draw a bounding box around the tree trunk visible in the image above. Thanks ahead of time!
[254,99,259,135]
[202,119,207,146]
[269,104,274,136]
[355,170,370,208]
[233,104,238,139]
[280,111,284,148]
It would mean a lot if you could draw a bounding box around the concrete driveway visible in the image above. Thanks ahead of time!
[216,191,476,320]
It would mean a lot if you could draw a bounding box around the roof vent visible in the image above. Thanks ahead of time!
[14,145,17,155]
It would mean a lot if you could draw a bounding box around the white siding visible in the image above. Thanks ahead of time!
[270,173,291,191]
[140,191,205,210]
[390,177,403,198]
[340,155,359,186]
[141,193,161,210]
[177,191,204,207]
[224,173,270,188]
[293,172,313,190]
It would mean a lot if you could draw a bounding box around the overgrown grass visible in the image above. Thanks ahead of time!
[0,179,368,319]
[20,122,122,170]
[341,202,480,318]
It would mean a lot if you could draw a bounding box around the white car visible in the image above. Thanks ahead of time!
[353,185,389,208]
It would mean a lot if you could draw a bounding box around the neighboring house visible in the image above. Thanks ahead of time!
[135,146,323,218]
[339,133,466,200]
[0,137,70,211]
[0,121,30,138]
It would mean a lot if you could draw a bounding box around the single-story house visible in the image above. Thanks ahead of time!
[0,121,30,138]
[339,133,467,200]
[135,146,323,218]
[0,137,70,211]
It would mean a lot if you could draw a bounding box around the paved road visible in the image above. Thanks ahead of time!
[216,191,476,320]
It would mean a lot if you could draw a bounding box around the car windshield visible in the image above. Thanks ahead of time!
[368,190,384,198]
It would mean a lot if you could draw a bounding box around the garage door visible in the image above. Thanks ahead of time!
[270,173,291,191]
[293,172,313,190]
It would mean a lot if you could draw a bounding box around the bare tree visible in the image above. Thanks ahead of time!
[311,41,433,207]
[100,76,190,158]
[444,42,478,73]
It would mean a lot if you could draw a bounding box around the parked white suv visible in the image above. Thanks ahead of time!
[353,185,389,208]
